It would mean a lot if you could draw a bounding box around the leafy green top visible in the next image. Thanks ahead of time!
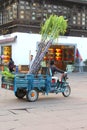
[40,15,67,41]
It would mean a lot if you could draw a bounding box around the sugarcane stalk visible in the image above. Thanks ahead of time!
[30,41,45,70]
[29,39,53,74]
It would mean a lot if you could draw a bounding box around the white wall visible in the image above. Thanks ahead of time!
[11,32,41,65]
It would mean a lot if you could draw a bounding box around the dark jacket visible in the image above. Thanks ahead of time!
[8,58,14,72]
[50,64,64,76]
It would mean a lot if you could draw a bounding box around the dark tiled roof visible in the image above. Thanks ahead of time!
[0,0,87,4]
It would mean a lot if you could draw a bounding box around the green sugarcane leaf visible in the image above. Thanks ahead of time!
[40,14,67,41]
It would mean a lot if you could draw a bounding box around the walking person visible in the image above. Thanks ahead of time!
[79,60,83,72]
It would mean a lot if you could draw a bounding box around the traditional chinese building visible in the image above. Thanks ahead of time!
[0,0,87,37]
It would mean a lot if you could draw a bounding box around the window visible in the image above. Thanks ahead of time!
[8,7,13,21]
[25,10,31,20]
[32,16,36,20]
[0,12,2,25]
[12,3,17,19]
[19,0,25,19]
[82,13,86,25]
[20,0,25,4]
[20,5,25,9]
[20,10,25,19]
[3,11,8,24]
[53,5,57,9]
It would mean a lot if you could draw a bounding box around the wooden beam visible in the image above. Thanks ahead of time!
[64,0,87,4]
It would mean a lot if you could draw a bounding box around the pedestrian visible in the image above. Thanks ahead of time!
[79,60,83,72]
[29,55,34,70]
[8,58,15,72]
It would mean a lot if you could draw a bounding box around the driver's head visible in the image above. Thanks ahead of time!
[50,60,54,65]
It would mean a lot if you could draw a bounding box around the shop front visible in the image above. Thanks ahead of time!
[1,46,11,64]
[43,44,76,71]
[0,35,17,71]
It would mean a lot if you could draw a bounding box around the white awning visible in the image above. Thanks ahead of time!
[0,36,17,44]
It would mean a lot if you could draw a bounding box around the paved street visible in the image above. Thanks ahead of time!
[0,72,87,130]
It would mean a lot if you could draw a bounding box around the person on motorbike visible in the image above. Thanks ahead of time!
[49,60,67,82]
[50,60,65,76]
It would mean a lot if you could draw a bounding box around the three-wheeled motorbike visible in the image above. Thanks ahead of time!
[1,68,71,102]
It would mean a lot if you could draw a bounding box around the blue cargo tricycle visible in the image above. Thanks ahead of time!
[1,68,71,102]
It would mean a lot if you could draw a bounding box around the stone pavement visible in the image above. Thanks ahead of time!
[0,72,87,130]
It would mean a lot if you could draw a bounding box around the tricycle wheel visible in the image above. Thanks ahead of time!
[15,89,26,99]
[62,85,71,97]
[26,89,39,102]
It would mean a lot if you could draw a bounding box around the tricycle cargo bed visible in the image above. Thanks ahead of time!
[1,73,26,90]
[1,74,51,91]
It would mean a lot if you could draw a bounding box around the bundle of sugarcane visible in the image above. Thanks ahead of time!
[30,41,45,72]
[29,40,53,74]
[29,15,67,74]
